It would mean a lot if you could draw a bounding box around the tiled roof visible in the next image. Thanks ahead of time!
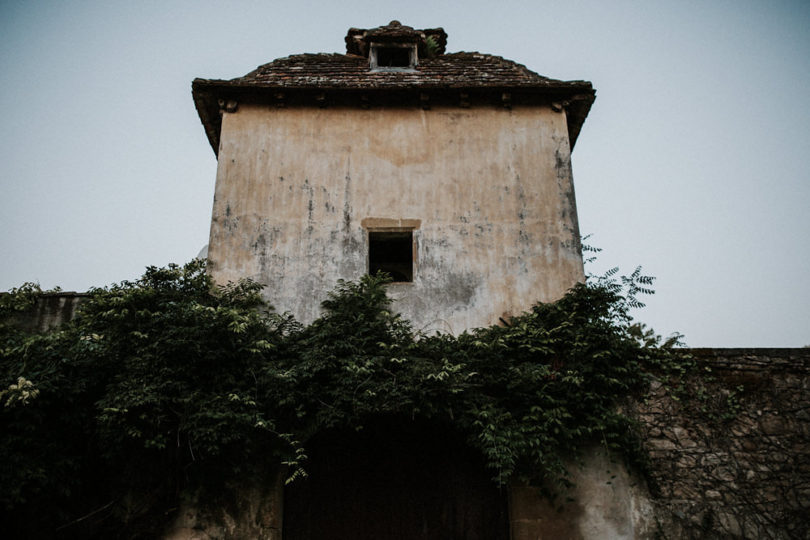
[192,23,595,156]
[364,20,424,43]
[205,52,591,91]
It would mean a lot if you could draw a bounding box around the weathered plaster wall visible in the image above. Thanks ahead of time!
[636,348,810,539]
[164,468,285,540]
[509,447,656,540]
[207,104,584,333]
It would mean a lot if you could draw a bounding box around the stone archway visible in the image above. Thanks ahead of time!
[282,419,509,540]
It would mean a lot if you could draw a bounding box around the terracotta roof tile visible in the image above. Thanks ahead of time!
[201,51,590,91]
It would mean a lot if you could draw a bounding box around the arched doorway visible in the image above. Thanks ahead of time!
[283,419,509,540]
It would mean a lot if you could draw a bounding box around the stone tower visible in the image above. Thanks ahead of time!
[193,21,594,333]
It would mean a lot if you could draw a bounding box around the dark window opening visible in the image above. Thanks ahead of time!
[369,231,413,282]
[375,47,412,68]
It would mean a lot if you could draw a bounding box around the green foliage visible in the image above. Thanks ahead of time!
[0,282,60,316]
[0,261,690,536]
[0,262,292,535]
[424,35,440,58]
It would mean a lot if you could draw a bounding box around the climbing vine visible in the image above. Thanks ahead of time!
[0,259,688,537]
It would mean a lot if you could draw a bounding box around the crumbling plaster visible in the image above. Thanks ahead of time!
[207,104,584,332]
[509,448,656,540]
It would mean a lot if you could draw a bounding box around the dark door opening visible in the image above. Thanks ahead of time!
[282,419,508,540]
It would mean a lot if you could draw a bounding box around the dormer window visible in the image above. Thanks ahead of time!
[370,43,417,71]
[376,46,411,67]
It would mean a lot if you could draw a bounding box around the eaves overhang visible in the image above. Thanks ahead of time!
[192,77,595,157]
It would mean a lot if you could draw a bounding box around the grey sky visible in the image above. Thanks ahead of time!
[1,0,808,346]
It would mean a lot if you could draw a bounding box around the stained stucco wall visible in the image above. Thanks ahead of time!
[509,448,656,540]
[207,104,584,333]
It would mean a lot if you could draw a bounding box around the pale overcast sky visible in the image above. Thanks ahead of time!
[1,0,808,346]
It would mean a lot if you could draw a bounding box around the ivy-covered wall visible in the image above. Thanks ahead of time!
[4,287,809,539]
[636,348,810,539]
[6,292,86,333]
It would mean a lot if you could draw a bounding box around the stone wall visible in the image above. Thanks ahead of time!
[5,292,87,333]
[636,348,810,539]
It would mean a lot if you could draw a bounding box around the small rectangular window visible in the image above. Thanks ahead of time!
[369,43,417,71]
[376,47,411,68]
[369,231,413,282]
